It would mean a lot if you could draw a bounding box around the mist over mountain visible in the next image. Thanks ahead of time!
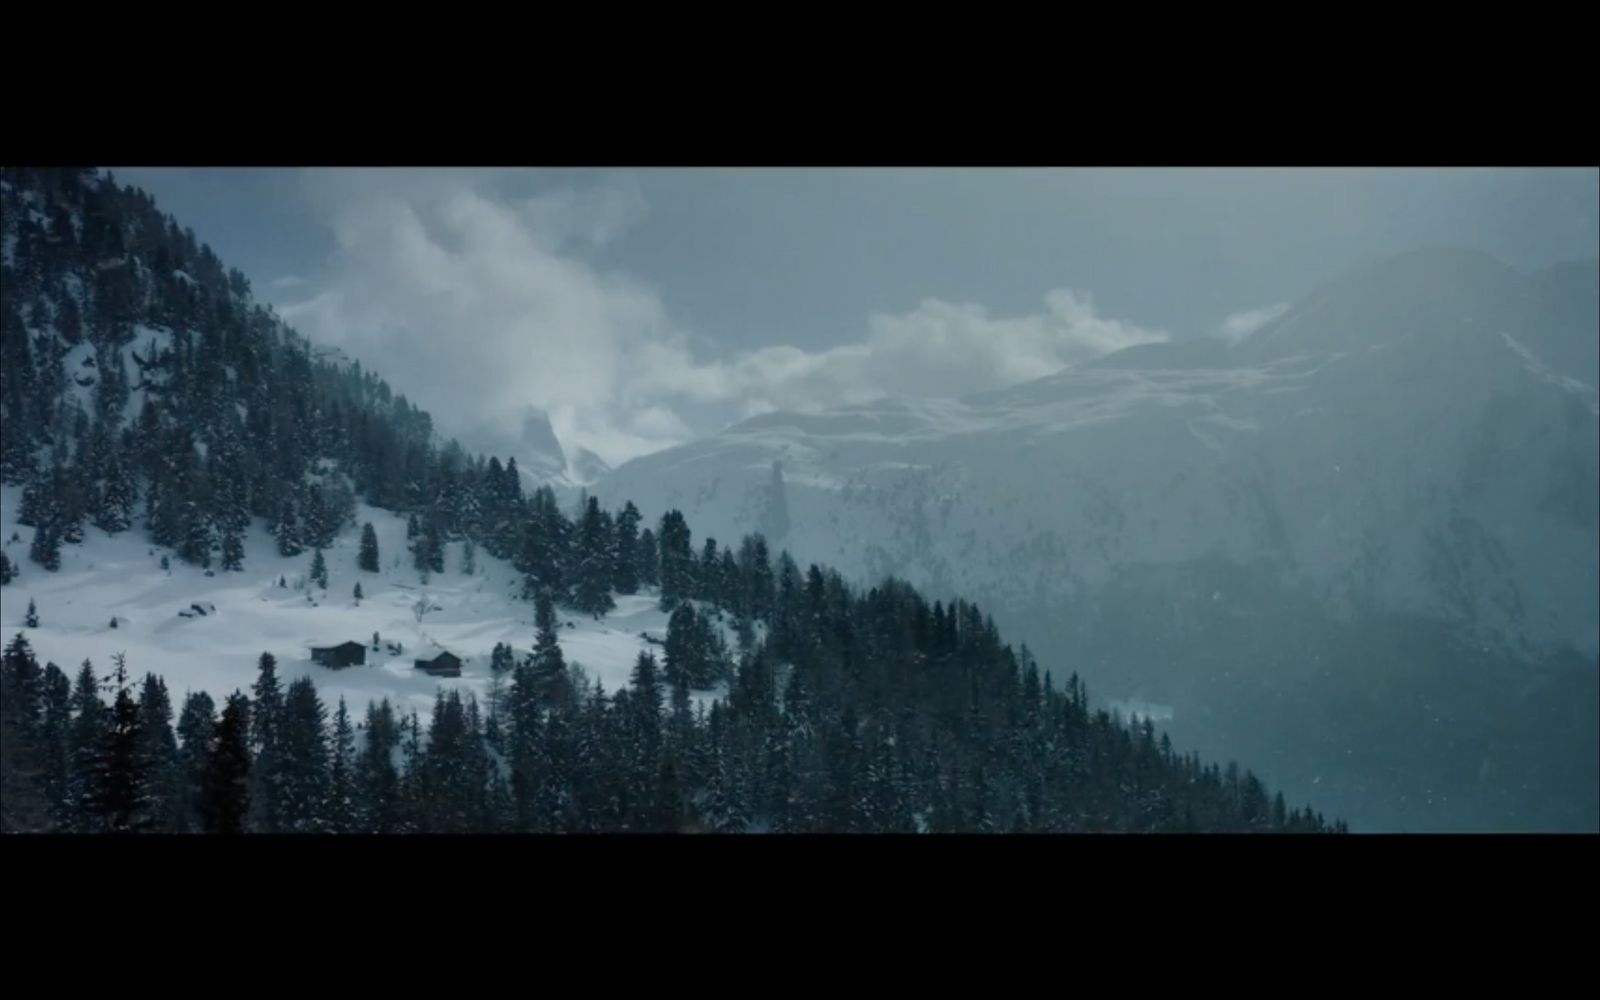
[1,167,1352,836]
[596,247,1600,831]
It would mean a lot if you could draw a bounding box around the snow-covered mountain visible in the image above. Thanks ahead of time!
[455,406,610,497]
[595,248,1600,831]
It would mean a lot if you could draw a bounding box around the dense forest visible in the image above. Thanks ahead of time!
[1,530,1341,832]
[0,167,1340,833]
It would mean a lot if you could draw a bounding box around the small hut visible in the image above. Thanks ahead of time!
[310,640,367,668]
[414,650,463,677]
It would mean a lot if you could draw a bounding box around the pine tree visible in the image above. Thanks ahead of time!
[137,673,183,831]
[327,697,356,834]
[664,603,706,690]
[669,659,693,747]
[657,510,694,610]
[175,691,215,833]
[532,590,571,708]
[66,659,106,832]
[398,711,424,833]
[177,503,212,568]
[613,501,641,594]
[29,521,61,571]
[358,522,379,572]
[25,598,39,627]
[17,471,51,527]
[220,527,244,571]
[249,652,283,832]
[85,654,154,833]
[698,537,719,603]
[277,676,329,832]
[0,551,13,586]
[518,486,570,603]
[95,457,136,534]
[356,698,401,833]
[411,520,442,581]
[0,633,49,831]
[274,499,303,557]
[353,581,363,604]
[652,758,683,833]
[309,547,328,590]
[418,690,490,833]
[629,651,663,746]
[719,548,740,614]
[573,496,616,617]
[740,534,775,621]
[37,662,72,830]
[200,693,251,834]
[637,528,660,587]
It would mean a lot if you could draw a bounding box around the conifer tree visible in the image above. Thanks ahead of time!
[135,673,183,831]
[532,590,571,708]
[613,501,641,594]
[67,659,106,832]
[275,499,303,557]
[277,676,329,832]
[637,528,660,587]
[327,697,356,834]
[356,698,401,834]
[85,655,153,833]
[29,521,61,571]
[657,511,693,610]
[573,496,615,617]
[249,652,283,832]
[200,693,251,834]
[175,690,215,832]
[219,526,244,571]
[358,522,380,572]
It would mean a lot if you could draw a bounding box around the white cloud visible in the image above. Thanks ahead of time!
[1218,302,1290,344]
[269,274,307,290]
[518,179,646,251]
[628,291,1166,417]
[281,171,1167,468]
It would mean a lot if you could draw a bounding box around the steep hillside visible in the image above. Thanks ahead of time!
[0,166,1340,835]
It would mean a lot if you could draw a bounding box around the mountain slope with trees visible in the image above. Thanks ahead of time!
[0,166,1339,833]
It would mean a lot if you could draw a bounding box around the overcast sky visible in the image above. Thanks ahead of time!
[113,167,1600,466]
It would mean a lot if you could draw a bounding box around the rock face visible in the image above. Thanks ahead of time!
[457,406,614,497]
[597,249,1600,831]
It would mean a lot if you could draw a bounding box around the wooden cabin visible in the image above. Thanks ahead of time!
[310,640,367,668]
[414,650,463,677]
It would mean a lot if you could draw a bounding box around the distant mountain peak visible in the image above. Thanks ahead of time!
[568,447,611,486]
[517,406,566,470]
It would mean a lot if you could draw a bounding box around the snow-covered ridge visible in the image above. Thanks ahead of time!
[1501,332,1600,416]
[595,249,1600,662]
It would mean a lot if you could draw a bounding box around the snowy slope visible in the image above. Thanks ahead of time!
[0,486,712,721]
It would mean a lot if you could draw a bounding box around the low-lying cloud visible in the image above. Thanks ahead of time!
[1218,302,1290,344]
[280,171,1168,468]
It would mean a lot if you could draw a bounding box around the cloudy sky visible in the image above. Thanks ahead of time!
[113,167,1600,467]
